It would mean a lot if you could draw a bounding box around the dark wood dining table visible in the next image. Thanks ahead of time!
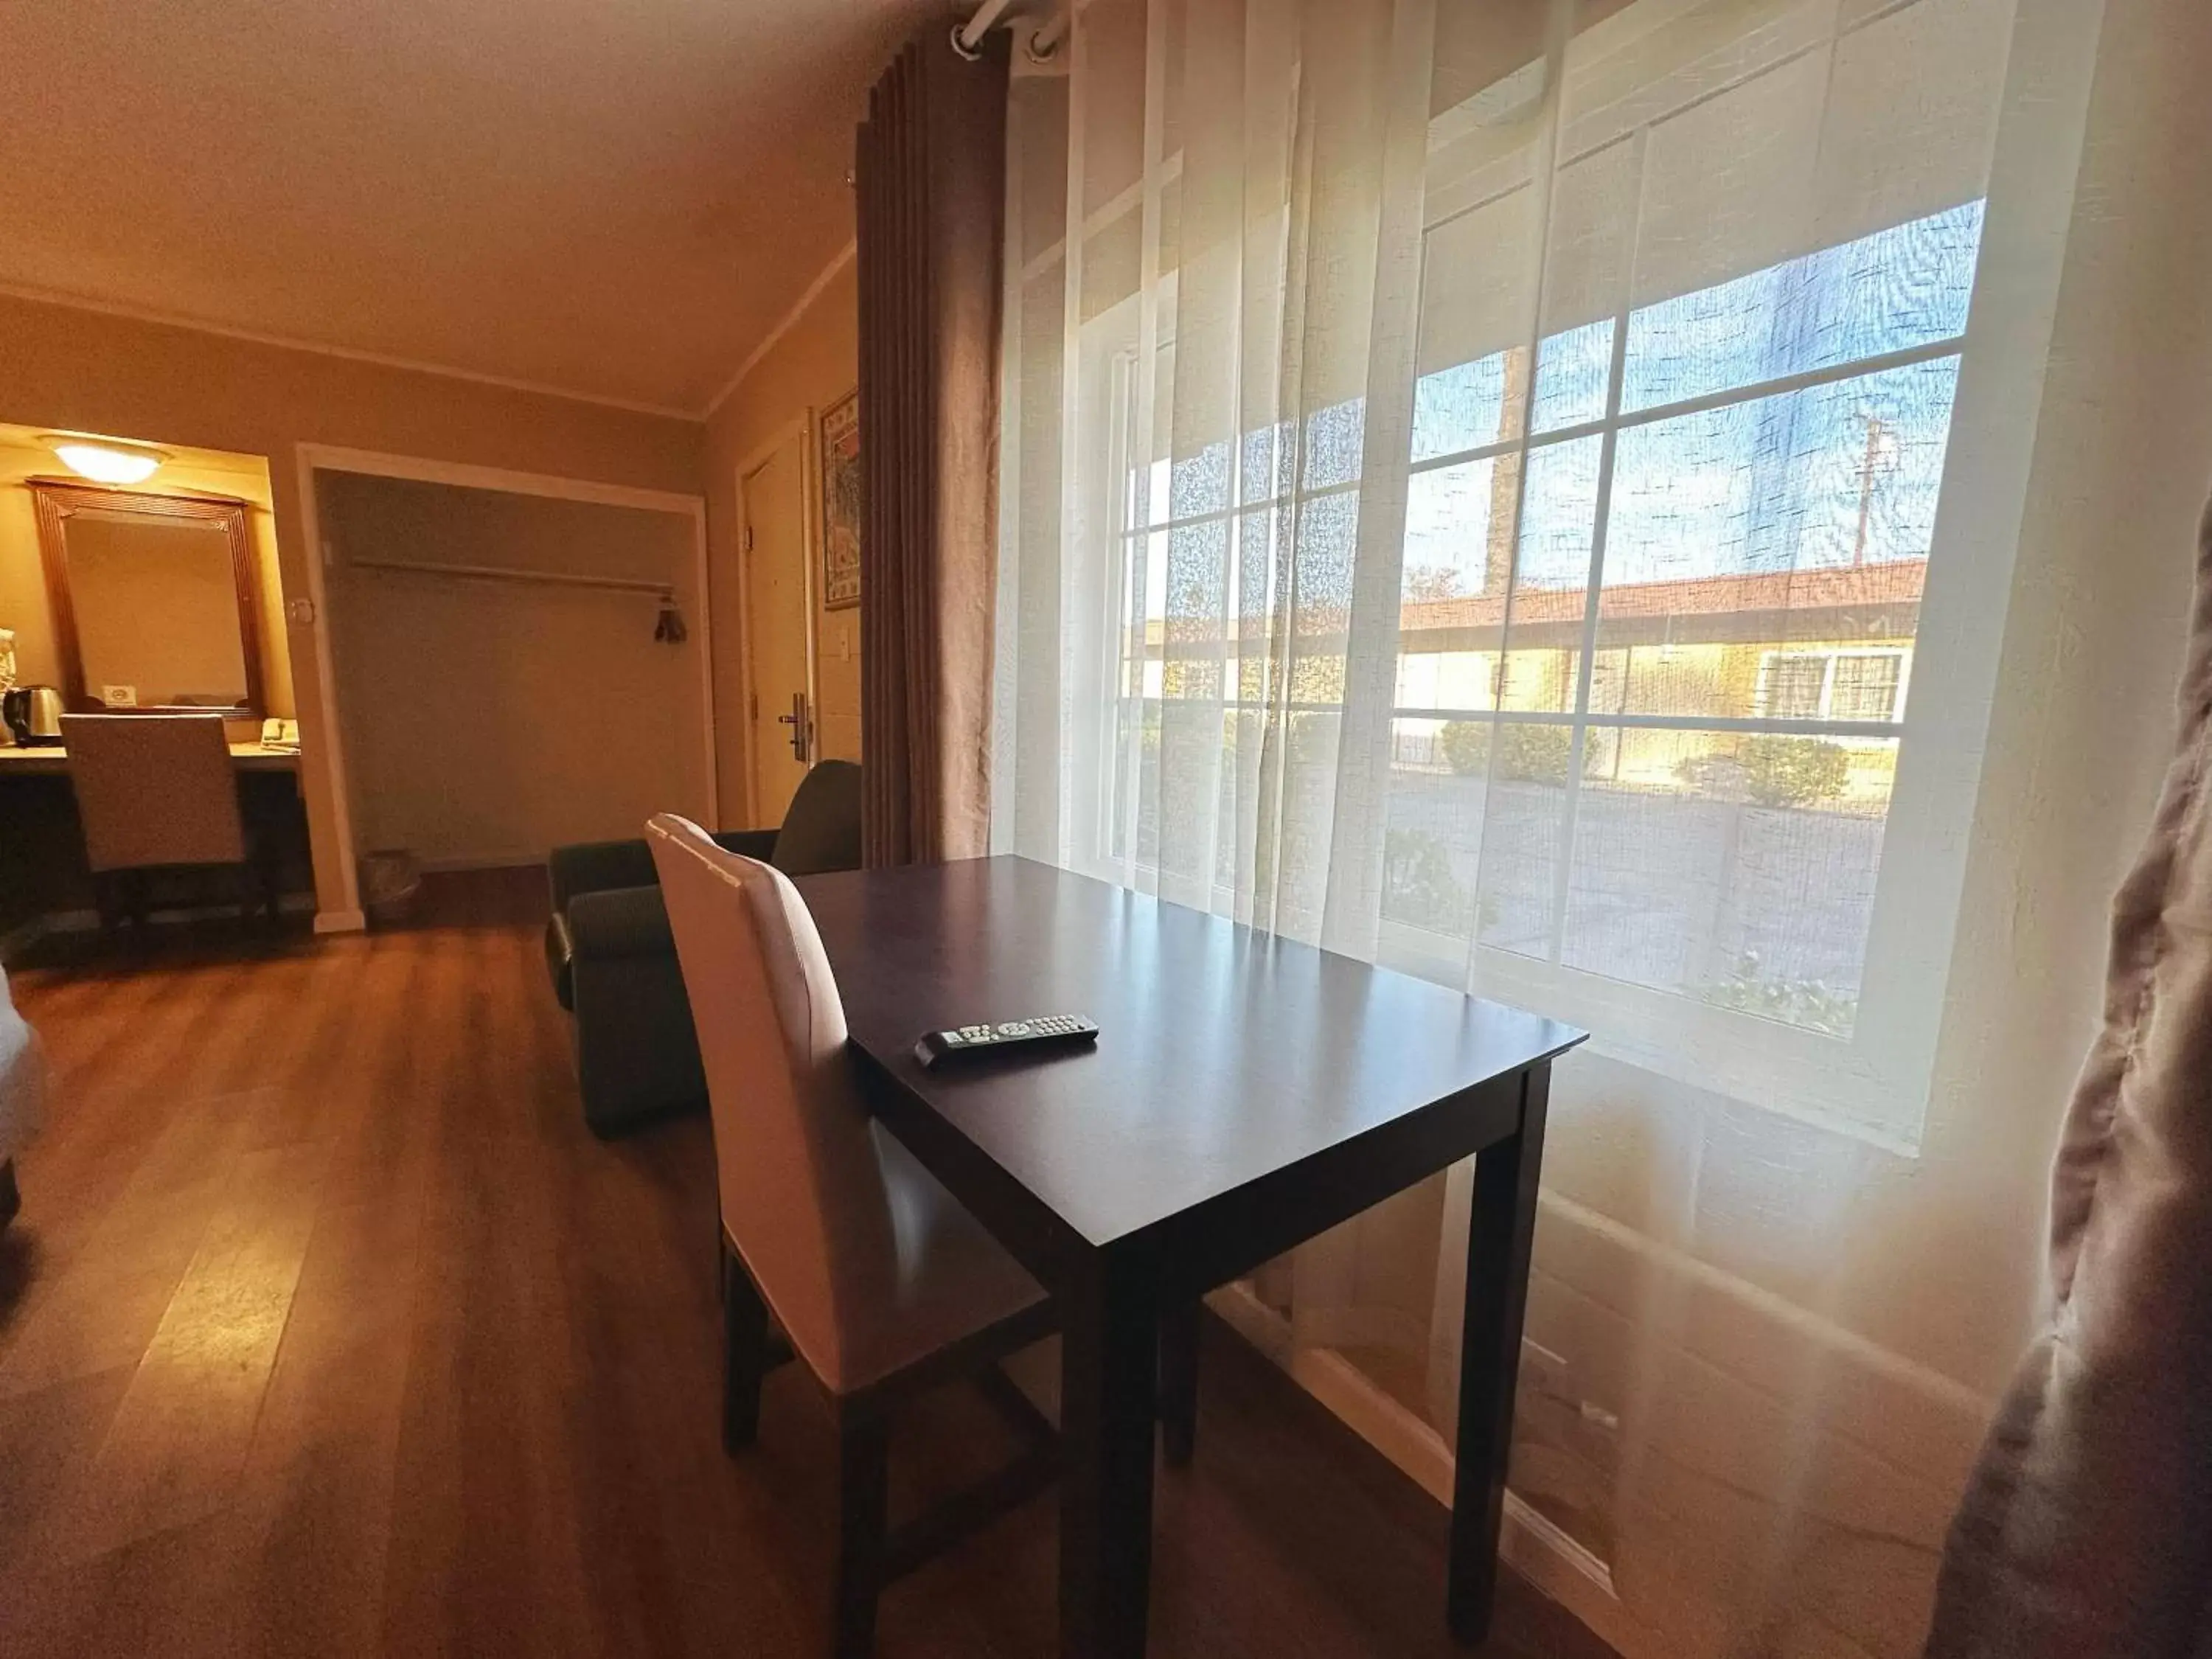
[794,855,1586,1659]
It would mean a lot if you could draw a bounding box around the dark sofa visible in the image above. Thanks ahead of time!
[545,760,861,1135]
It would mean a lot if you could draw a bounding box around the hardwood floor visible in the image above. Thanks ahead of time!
[0,872,1615,1659]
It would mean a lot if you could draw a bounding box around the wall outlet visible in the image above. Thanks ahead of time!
[1521,1337,1572,1405]
[1520,1336,1620,1441]
[102,684,137,707]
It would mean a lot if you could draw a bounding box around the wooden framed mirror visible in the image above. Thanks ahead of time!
[28,479,266,717]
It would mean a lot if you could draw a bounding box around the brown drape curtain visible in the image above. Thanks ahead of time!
[1926,498,2212,1658]
[855,28,1008,867]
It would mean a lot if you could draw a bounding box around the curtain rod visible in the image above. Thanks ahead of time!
[349,556,674,599]
[953,0,1063,60]
[954,0,1018,54]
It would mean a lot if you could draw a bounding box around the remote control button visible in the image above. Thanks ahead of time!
[960,1026,991,1040]
[996,1022,1030,1037]
[940,1031,964,1045]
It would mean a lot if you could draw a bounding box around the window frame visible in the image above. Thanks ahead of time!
[1380,271,1958,1144]
[1074,267,1985,1148]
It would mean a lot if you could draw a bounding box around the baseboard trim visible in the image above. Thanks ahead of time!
[1,894,321,961]
[0,919,46,967]
[1206,1281,1635,1650]
[408,852,551,875]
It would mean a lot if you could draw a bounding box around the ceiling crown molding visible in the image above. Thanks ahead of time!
[703,242,859,421]
[0,279,701,422]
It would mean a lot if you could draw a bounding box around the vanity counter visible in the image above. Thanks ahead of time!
[0,742,308,941]
[0,740,300,775]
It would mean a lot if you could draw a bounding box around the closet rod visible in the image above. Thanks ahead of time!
[349,556,674,598]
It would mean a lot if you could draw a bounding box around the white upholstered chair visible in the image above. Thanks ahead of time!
[644,813,1055,1656]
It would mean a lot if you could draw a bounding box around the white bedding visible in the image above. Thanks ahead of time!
[0,964,44,1164]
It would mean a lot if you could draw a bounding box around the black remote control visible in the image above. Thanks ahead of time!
[914,1015,1099,1068]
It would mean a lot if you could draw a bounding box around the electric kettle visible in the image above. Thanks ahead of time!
[2,686,63,746]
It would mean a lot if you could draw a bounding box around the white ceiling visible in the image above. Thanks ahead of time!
[0,0,947,417]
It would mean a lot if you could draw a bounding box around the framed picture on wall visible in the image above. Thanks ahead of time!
[819,390,861,611]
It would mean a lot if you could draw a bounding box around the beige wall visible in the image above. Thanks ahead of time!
[320,473,710,869]
[0,428,296,729]
[0,293,702,922]
[703,254,861,824]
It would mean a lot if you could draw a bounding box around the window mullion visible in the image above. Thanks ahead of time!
[1545,125,1646,970]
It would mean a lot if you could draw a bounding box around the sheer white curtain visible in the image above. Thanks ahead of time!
[992,0,2176,1652]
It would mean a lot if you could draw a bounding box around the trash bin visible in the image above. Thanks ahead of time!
[359,849,422,927]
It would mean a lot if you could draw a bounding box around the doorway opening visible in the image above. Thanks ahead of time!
[300,450,713,922]
[740,426,818,825]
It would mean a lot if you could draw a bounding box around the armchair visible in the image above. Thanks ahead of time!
[545,760,860,1135]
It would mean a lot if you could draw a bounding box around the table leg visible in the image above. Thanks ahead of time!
[1448,1064,1551,1644]
[1158,1299,1200,1467]
[1060,1257,1159,1659]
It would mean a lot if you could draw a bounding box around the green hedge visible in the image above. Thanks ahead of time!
[1438,720,1573,782]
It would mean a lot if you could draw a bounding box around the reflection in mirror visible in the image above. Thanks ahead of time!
[66,512,248,709]
[29,482,264,717]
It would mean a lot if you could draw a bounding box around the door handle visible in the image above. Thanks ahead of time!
[775,691,811,763]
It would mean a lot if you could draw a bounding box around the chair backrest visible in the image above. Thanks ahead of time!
[771,759,863,876]
[62,714,246,872]
[645,812,894,1389]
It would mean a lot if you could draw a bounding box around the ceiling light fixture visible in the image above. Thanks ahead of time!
[41,434,170,486]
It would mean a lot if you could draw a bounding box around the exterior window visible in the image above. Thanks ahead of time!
[1756,650,1908,723]
[1760,656,1832,721]
[1829,653,1904,723]
[1752,655,1911,726]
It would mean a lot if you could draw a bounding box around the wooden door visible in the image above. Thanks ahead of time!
[742,437,814,824]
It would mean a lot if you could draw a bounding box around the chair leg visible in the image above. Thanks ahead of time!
[835,1410,889,1659]
[722,1237,769,1454]
[255,839,283,925]
[91,872,119,939]
[1159,1300,1200,1467]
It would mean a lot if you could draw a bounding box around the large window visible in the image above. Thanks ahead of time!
[1007,0,2036,1144]
[1382,204,1977,1043]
